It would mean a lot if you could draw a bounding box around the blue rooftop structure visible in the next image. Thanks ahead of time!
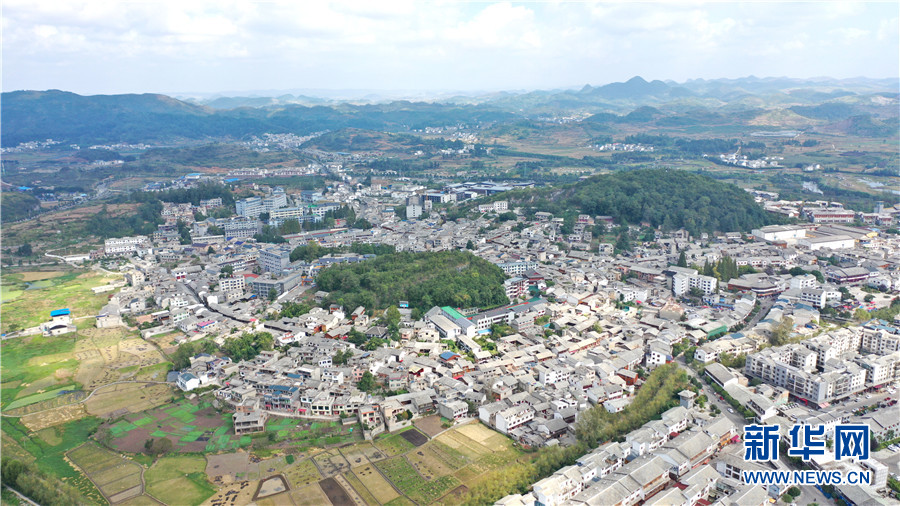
[439,351,461,361]
[50,308,71,317]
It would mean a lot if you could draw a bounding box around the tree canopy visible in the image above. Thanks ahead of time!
[315,250,508,312]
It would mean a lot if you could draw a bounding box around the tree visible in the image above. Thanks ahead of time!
[864,294,875,303]
[676,250,687,267]
[268,288,278,301]
[16,243,32,256]
[769,317,794,346]
[220,265,234,276]
[259,211,270,222]
[207,246,215,254]
[333,349,352,365]
[143,437,173,456]
[466,239,475,250]
[176,219,192,244]
[614,232,631,253]
[171,342,197,370]
[357,371,376,392]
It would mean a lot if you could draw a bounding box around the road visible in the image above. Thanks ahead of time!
[675,356,747,427]
[744,297,775,329]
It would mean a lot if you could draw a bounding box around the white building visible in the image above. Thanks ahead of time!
[104,235,149,256]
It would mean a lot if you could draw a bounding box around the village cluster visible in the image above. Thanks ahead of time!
[27,172,900,506]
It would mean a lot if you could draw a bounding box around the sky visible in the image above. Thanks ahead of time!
[2,1,898,97]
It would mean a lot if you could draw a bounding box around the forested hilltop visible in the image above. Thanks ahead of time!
[485,169,781,235]
[315,250,508,313]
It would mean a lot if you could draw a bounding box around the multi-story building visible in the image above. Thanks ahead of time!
[248,272,303,298]
[672,272,717,296]
[236,197,263,218]
[860,328,900,355]
[504,277,528,301]
[221,217,261,239]
[805,210,856,224]
[262,190,287,212]
[104,235,149,256]
[259,247,292,275]
[745,339,872,405]
[219,276,246,297]
[497,261,538,276]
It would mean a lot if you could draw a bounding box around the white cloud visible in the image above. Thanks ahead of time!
[1,1,896,94]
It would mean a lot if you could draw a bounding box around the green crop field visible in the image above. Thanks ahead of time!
[373,430,416,456]
[0,269,117,333]
[0,416,105,504]
[145,455,215,506]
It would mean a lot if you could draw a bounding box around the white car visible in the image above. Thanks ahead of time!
[866,394,872,399]
[728,408,734,414]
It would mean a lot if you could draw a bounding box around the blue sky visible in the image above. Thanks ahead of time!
[2,1,898,96]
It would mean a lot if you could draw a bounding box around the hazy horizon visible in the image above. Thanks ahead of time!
[3,1,898,96]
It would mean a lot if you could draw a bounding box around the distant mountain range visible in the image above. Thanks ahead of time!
[2,76,897,147]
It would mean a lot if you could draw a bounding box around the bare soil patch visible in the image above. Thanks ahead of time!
[319,477,352,506]
[399,427,428,447]
[414,414,445,438]
[253,474,289,500]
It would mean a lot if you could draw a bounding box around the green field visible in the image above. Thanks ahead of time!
[145,455,216,506]
[373,430,416,456]
[0,268,116,333]
[266,417,363,450]
[0,416,105,504]
[0,334,80,409]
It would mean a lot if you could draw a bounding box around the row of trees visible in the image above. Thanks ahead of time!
[289,241,395,263]
[254,207,372,244]
[1,458,85,506]
[171,331,274,368]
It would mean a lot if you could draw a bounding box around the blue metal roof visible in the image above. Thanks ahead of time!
[50,308,71,317]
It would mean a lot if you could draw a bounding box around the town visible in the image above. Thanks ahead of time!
[9,168,899,505]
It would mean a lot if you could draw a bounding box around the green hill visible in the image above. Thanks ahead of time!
[315,250,508,313]
[493,169,780,235]
[1,193,41,223]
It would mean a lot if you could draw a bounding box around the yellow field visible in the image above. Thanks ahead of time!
[68,443,144,503]
[18,271,69,282]
[290,483,332,506]
[351,464,399,504]
[200,480,259,506]
[20,403,89,431]
[85,382,174,417]
[283,458,322,489]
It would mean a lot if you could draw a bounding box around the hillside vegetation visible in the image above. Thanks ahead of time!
[315,250,508,312]
[1,193,41,223]
[498,169,781,234]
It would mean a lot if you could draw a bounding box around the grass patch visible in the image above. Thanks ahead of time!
[145,455,215,506]
[6,386,77,410]
[374,432,416,456]
[0,416,105,503]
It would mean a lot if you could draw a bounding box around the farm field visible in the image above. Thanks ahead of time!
[0,268,119,333]
[145,455,216,506]
[67,442,147,503]
[309,422,528,505]
[85,382,173,418]
[266,416,363,451]
[0,416,106,504]
[102,399,251,454]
